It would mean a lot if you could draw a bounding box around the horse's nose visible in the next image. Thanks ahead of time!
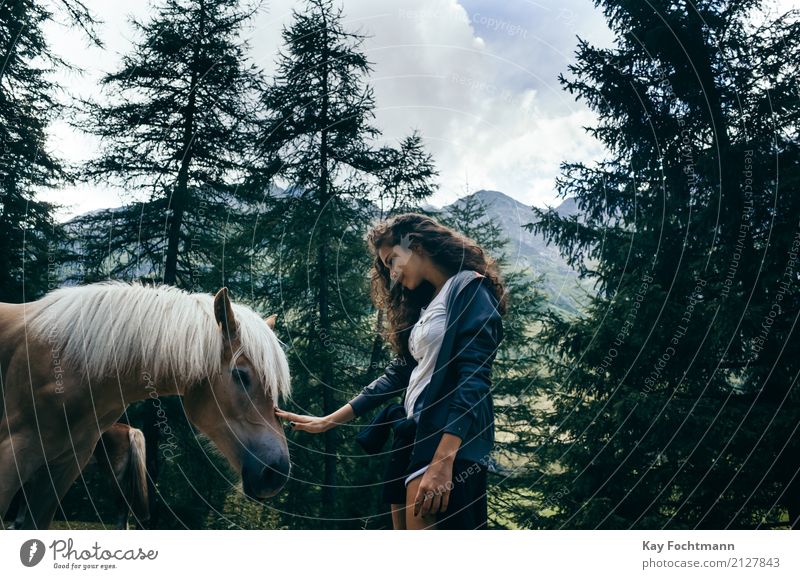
[242,453,290,500]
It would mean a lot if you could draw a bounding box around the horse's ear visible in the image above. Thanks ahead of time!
[265,314,277,329]
[214,287,237,340]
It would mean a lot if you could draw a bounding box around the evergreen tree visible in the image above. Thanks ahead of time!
[527,0,800,528]
[0,0,100,302]
[249,0,437,525]
[372,131,439,216]
[74,0,267,288]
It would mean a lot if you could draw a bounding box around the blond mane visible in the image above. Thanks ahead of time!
[27,282,291,401]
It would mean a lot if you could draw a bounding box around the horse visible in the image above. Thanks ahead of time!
[8,422,149,529]
[0,282,291,529]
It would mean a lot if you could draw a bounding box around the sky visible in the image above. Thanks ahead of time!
[37,0,793,221]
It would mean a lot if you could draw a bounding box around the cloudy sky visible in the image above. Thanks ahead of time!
[40,1,624,219]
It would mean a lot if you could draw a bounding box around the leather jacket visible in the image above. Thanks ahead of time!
[348,272,503,467]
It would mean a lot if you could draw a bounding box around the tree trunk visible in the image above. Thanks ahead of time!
[0,1,24,87]
[145,0,205,527]
[163,31,200,286]
[318,9,338,516]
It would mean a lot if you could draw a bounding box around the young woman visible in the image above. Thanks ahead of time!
[275,213,506,529]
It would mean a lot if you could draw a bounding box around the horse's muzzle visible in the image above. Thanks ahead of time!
[241,452,290,500]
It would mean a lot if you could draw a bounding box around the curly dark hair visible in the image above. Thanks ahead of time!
[366,212,508,358]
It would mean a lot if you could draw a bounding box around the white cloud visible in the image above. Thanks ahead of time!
[38,0,613,219]
[255,0,612,208]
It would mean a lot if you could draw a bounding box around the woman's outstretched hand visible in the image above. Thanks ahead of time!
[274,408,332,434]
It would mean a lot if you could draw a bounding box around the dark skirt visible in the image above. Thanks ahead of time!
[381,417,417,505]
[382,418,488,529]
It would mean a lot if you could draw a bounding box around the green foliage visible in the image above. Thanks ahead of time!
[0,0,96,301]
[526,0,800,529]
[71,0,267,288]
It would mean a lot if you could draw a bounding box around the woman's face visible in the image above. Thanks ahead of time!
[378,243,425,291]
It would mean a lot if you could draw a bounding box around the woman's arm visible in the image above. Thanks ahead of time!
[348,352,417,417]
[274,403,355,433]
[275,348,417,433]
[442,282,503,440]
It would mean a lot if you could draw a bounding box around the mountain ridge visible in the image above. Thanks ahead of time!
[438,189,585,314]
[63,187,586,313]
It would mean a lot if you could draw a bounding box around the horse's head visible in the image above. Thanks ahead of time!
[183,287,291,501]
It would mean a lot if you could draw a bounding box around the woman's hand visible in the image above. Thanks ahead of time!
[274,408,332,434]
[413,458,455,517]
[413,433,463,518]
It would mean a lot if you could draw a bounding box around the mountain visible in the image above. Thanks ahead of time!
[60,187,590,314]
[440,190,589,315]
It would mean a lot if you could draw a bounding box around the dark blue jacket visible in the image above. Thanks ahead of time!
[348,271,504,467]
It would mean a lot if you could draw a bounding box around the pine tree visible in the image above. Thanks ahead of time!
[249,0,437,525]
[372,131,439,216]
[73,0,267,288]
[527,0,800,528]
[0,0,100,302]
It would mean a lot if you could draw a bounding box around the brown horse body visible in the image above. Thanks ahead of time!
[0,282,291,529]
[8,423,149,529]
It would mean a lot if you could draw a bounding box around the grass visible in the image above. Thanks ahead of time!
[48,520,112,530]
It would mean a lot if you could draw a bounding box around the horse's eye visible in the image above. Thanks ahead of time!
[232,368,250,389]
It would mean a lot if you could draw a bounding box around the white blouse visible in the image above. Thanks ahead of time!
[404,269,475,419]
